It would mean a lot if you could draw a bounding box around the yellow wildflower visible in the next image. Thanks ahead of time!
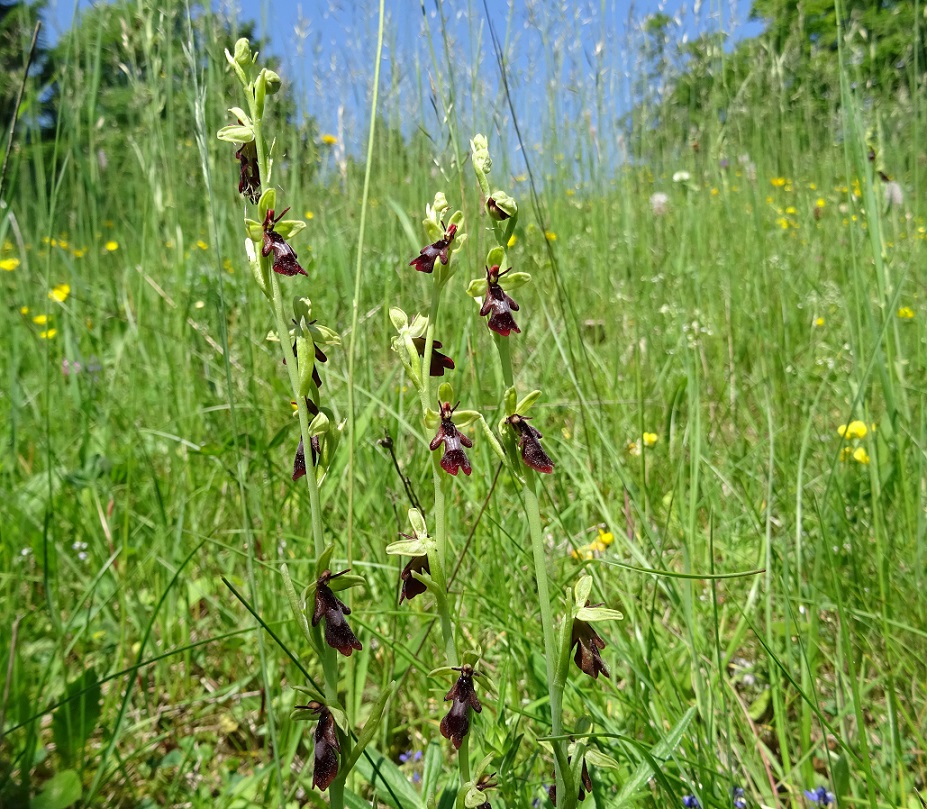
[196,239,209,251]
[32,314,49,325]
[897,306,915,319]
[304,211,314,220]
[853,447,870,465]
[814,317,825,327]
[544,230,557,242]
[809,182,818,190]
[20,306,29,315]
[321,134,338,145]
[837,421,868,440]
[816,198,826,208]
[785,206,797,215]
[642,432,659,447]
[770,177,786,187]
[0,257,20,271]
[39,329,57,339]
[507,234,517,248]
[104,240,119,252]
[73,248,86,258]
[570,545,594,561]
[597,529,614,547]
[49,284,71,303]
[776,217,790,230]
[710,187,719,196]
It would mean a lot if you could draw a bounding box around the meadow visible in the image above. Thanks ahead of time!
[1,1,926,807]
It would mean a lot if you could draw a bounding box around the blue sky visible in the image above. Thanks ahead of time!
[43,1,766,162]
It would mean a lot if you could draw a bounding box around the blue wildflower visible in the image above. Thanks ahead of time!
[733,786,747,809]
[683,796,702,809]
[804,787,835,806]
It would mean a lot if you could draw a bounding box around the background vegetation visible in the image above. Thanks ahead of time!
[1,0,925,807]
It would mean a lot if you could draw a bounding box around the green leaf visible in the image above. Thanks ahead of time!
[274,220,306,240]
[573,575,594,608]
[258,188,276,220]
[281,564,312,644]
[228,106,250,125]
[465,278,484,298]
[486,246,506,267]
[831,752,850,802]
[30,770,82,809]
[354,749,425,809]
[315,545,336,579]
[421,741,445,800]
[343,682,397,774]
[576,605,624,622]
[515,390,541,414]
[386,537,430,557]
[327,574,365,593]
[216,124,253,143]
[501,271,531,291]
[614,706,697,805]
[408,508,427,537]
[52,668,101,766]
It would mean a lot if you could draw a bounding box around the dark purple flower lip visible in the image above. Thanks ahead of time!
[481,265,521,336]
[312,569,363,656]
[430,401,473,476]
[292,435,321,481]
[235,136,260,203]
[409,222,458,274]
[440,664,482,749]
[486,196,510,220]
[506,413,553,474]
[294,701,340,791]
[398,554,430,604]
[571,610,610,679]
[411,336,455,377]
[262,207,307,277]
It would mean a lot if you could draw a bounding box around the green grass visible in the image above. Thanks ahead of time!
[1,2,926,807]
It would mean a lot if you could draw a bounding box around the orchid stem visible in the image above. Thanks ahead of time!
[249,76,344,809]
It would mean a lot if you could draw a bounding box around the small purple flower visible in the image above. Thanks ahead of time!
[571,613,610,679]
[480,265,521,336]
[409,222,457,274]
[294,701,339,791]
[399,555,430,604]
[506,413,554,474]
[804,787,835,806]
[440,664,482,749]
[733,786,746,809]
[62,358,82,376]
[683,796,701,809]
[262,208,306,277]
[430,401,473,476]
[312,569,362,657]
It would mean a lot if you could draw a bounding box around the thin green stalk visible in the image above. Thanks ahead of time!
[418,279,457,665]
[491,276,567,801]
[346,0,386,568]
[248,72,343,809]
